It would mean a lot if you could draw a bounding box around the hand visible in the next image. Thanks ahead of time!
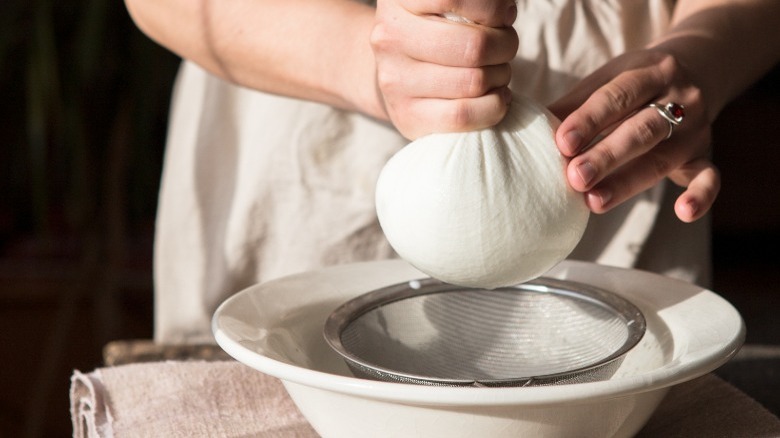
[549,49,720,223]
[371,0,519,139]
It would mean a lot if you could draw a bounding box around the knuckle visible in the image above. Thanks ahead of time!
[461,30,488,66]
[639,49,677,83]
[600,79,639,113]
[446,100,474,130]
[576,112,602,137]
[696,158,721,182]
[369,23,393,52]
[462,68,487,96]
[633,117,659,145]
[391,110,421,139]
[594,145,619,169]
[443,95,507,131]
[375,68,398,92]
[647,153,673,179]
[655,51,679,77]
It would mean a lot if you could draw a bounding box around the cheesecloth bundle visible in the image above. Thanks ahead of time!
[375,94,590,288]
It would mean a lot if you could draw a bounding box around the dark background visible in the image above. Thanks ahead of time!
[1,1,779,436]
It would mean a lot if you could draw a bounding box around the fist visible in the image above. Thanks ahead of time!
[371,0,519,139]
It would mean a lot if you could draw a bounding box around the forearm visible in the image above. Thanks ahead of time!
[124,0,385,119]
[651,0,780,121]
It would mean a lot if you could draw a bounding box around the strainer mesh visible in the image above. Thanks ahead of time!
[326,279,645,386]
[340,288,627,380]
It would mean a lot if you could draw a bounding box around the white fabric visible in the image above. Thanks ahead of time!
[153,0,708,344]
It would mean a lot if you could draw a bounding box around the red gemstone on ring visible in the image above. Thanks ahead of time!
[668,103,685,120]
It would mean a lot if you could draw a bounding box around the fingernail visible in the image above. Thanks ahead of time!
[588,189,612,210]
[576,161,596,187]
[563,130,584,154]
[504,4,517,26]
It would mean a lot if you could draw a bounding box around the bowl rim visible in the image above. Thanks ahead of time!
[213,260,745,406]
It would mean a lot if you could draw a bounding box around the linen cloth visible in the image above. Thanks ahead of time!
[70,360,780,438]
[70,361,317,437]
[153,0,711,345]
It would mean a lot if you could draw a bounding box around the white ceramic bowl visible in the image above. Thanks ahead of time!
[213,260,744,438]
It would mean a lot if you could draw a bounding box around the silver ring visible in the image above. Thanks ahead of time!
[649,102,685,140]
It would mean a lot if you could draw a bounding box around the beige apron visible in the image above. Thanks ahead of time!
[154,0,708,344]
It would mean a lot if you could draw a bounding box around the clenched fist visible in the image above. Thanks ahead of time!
[371,0,519,139]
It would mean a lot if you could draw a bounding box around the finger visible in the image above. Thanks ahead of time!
[548,67,615,120]
[566,106,672,191]
[581,141,686,213]
[671,159,721,223]
[393,88,511,139]
[400,0,518,28]
[377,62,512,100]
[555,67,668,156]
[370,15,518,68]
[548,53,650,120]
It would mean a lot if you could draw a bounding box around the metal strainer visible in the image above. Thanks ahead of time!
[324,277,645,387]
